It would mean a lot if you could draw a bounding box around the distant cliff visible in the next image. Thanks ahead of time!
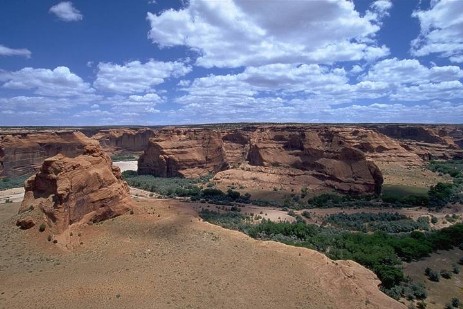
[92,128,155,152]
[138,126,385,195]
[0,131,95,178]
[2,125,462,195]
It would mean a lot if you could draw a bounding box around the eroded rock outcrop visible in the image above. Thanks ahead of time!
[139,126,384,195]
[18,144,133,233]
[92,128,155,152]
[0,131,95,178]
[372,124,463,160]
[334,127,424,167]
[138,129,227,178]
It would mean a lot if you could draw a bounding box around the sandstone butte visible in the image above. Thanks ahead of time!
[17,143,134,234]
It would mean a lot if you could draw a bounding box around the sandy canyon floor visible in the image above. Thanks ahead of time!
[0,190,407,309]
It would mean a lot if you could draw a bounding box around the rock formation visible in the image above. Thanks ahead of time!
[0,131,95,178]
[92,128,155,152]
[333,127,424,167]
[138,129,227,178]
[2,124,462,195]
[138,126,384,195]
[371,124,463,160]
[18,144,133,233]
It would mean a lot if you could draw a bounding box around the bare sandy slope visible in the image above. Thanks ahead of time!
[0,198,405,309]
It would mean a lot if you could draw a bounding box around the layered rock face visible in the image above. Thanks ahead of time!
[139,126,384,194]
[0,131,95,178]
[371,125,463,160]
[92,128,155,152]
[0,128,155,178]
[18,144,133,233]
[138,129,227,178]
[333,127,423,167]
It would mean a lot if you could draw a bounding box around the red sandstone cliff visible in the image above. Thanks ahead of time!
[138,126,384,195]
[92,128,155,152]
[0,131,96,178]
[371,125,463,160]
[138,129,227,178]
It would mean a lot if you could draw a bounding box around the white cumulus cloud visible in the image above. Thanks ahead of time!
[0,66,94,96]
[147,0,389,68]
[362,58,463,84]
[49,2,83,22]
[94,60,191,94]
[411,0,463,62]
[369,0,393,18]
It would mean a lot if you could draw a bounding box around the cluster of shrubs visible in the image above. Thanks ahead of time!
[427,160,463,209]
[428,160,463,178]
[306,191,431,209]
[307,193,376,208]
[122,170,206,196]
[199,209,249,231]
[305,188,456,210]
[424,267,441,282]
[448,298,460,309]
[324,212,430,233]
[190,188,251,205]
[386,281,427,301]
[425,260,462,282]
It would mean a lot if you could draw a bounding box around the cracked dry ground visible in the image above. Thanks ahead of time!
[0,198,404,309]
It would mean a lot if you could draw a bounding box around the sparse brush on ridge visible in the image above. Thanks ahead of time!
[199,208,463,298]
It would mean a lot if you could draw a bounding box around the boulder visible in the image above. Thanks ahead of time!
[16,216,35,230]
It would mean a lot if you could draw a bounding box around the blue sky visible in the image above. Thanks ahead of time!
[1,0,463,126]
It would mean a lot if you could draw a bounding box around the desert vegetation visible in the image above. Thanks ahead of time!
[0,174,30,191]
[324,212,430,233]
[110,153,139,161]
[199,208,463,300]
[427,160,463,208]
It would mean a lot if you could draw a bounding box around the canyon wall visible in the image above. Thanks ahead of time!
[92,128,155,152]
[371,124,463,160]
[2,125,462,195]
[0,131,96,178]
[0,128,155,178]
[138,126,387,195]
